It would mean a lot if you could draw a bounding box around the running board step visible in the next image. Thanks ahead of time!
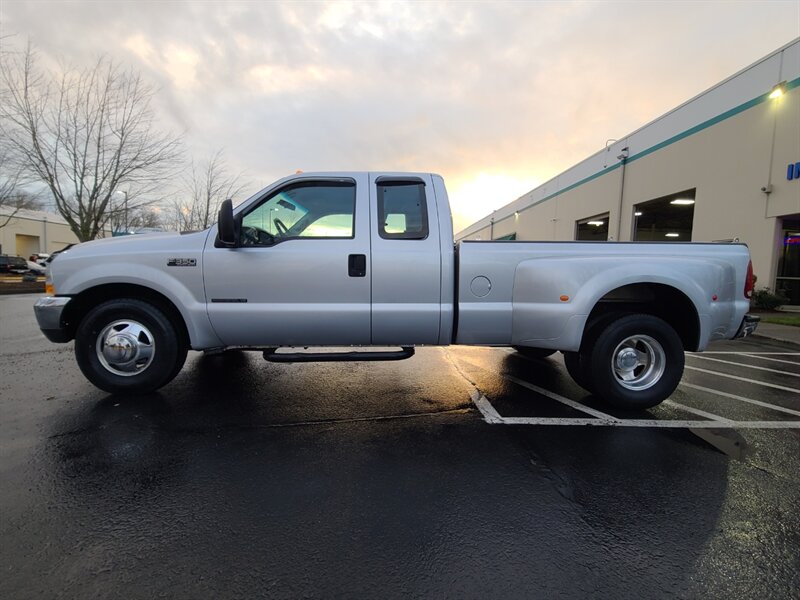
[263,347,415,363]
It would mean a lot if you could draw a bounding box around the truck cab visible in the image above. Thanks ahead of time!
[207,172,455,347]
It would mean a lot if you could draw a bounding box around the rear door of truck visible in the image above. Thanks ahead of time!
[369,174,442,345]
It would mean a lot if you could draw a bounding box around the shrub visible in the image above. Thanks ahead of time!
[751,287,789,310]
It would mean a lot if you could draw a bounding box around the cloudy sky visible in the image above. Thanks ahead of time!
[1,1,798,232]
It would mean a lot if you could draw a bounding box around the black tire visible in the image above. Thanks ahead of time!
[586,314,684,409]
[75,298,187,394]
[512,346,557,359]
[564,310,626,392]
[563,351,591,391]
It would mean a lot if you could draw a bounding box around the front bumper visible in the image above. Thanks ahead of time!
[34,296,72,343]
[734,313,760,339]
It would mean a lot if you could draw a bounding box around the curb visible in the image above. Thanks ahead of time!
[0,282,46,295]
[752,332,800,347]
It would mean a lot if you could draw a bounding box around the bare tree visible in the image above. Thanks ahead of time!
[0,140,44,227]
[105,203,163,233]
[0,43,183,241]
[174,150,246,232]
[0,190,43,228]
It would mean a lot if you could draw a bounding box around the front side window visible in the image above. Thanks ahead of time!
[377,181,428,240]
[240,181,355,246]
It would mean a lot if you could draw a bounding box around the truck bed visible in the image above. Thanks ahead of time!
[455,240,752,352]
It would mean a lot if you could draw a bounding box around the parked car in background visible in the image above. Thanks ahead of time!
[26,261,47,275]
[29,253,51,268]
[0,255,30,275]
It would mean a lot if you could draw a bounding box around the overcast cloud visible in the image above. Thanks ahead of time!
[1,0,798,232]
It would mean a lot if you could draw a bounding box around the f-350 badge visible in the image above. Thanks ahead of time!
[167,258,197,267]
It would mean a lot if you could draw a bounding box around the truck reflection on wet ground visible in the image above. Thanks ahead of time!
[43,391,734,599]
[173,348,475,427]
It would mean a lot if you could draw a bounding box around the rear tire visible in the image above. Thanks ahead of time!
[587,314,684,409]
[563,351,592,391]
[564,310,625,392]
[513,346,556,359]
[75,298,187,394]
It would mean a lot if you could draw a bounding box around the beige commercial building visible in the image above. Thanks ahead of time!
[0,208,81,259]
[457,39,800,304]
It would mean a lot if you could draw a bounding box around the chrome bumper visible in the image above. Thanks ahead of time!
[34,296,72,343]
[734,314,760,339]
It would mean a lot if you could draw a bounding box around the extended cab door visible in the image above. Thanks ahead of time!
[369,174,442,345]
[202,175,371,346]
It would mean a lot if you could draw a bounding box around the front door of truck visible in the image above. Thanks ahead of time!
[203,175,371,346]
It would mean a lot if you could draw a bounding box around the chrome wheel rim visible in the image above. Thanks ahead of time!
[611,334,665,391]
[95,320,156,377]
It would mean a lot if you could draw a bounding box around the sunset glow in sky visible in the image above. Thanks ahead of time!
[1,1,798,232]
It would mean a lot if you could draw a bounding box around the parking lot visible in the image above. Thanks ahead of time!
[1,293,799,599]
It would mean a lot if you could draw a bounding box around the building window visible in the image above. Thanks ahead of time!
[777,218,800,305]
[633,189,695,242]
[576,214,609,241]
[494,233,516,241]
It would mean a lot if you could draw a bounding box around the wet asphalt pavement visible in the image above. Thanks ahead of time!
[1,294,799,599]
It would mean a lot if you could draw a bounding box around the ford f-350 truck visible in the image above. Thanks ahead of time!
[34,172,759,409]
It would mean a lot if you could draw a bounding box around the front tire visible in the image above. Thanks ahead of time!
[587,314,684,410]
[75,298,187,394]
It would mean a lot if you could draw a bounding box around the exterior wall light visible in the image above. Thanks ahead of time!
[514,211,519,219]
[769,82,786,99]
[670,199,695,205]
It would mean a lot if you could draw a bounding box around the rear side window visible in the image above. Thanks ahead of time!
[377,181,428,240]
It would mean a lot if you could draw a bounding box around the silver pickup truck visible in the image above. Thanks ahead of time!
[34,172,758,409]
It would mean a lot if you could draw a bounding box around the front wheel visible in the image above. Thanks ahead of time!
[75,298,187,394]
[587,314,684,410]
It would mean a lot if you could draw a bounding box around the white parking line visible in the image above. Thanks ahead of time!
[663,400,735,424]
[679,382,800,417]
[700,352,800,355]
[742,354,800,366]
[502,374,618,421]
[461,348,800,428]
[687,354,800,378]
[684,366,800,393]
[470,390,504,424]
[497,417,800,429]
[470,395,800,428]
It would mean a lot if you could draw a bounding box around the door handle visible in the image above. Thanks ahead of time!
[348,254,367,277]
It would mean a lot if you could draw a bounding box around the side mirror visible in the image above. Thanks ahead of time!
[217,199,236,247]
